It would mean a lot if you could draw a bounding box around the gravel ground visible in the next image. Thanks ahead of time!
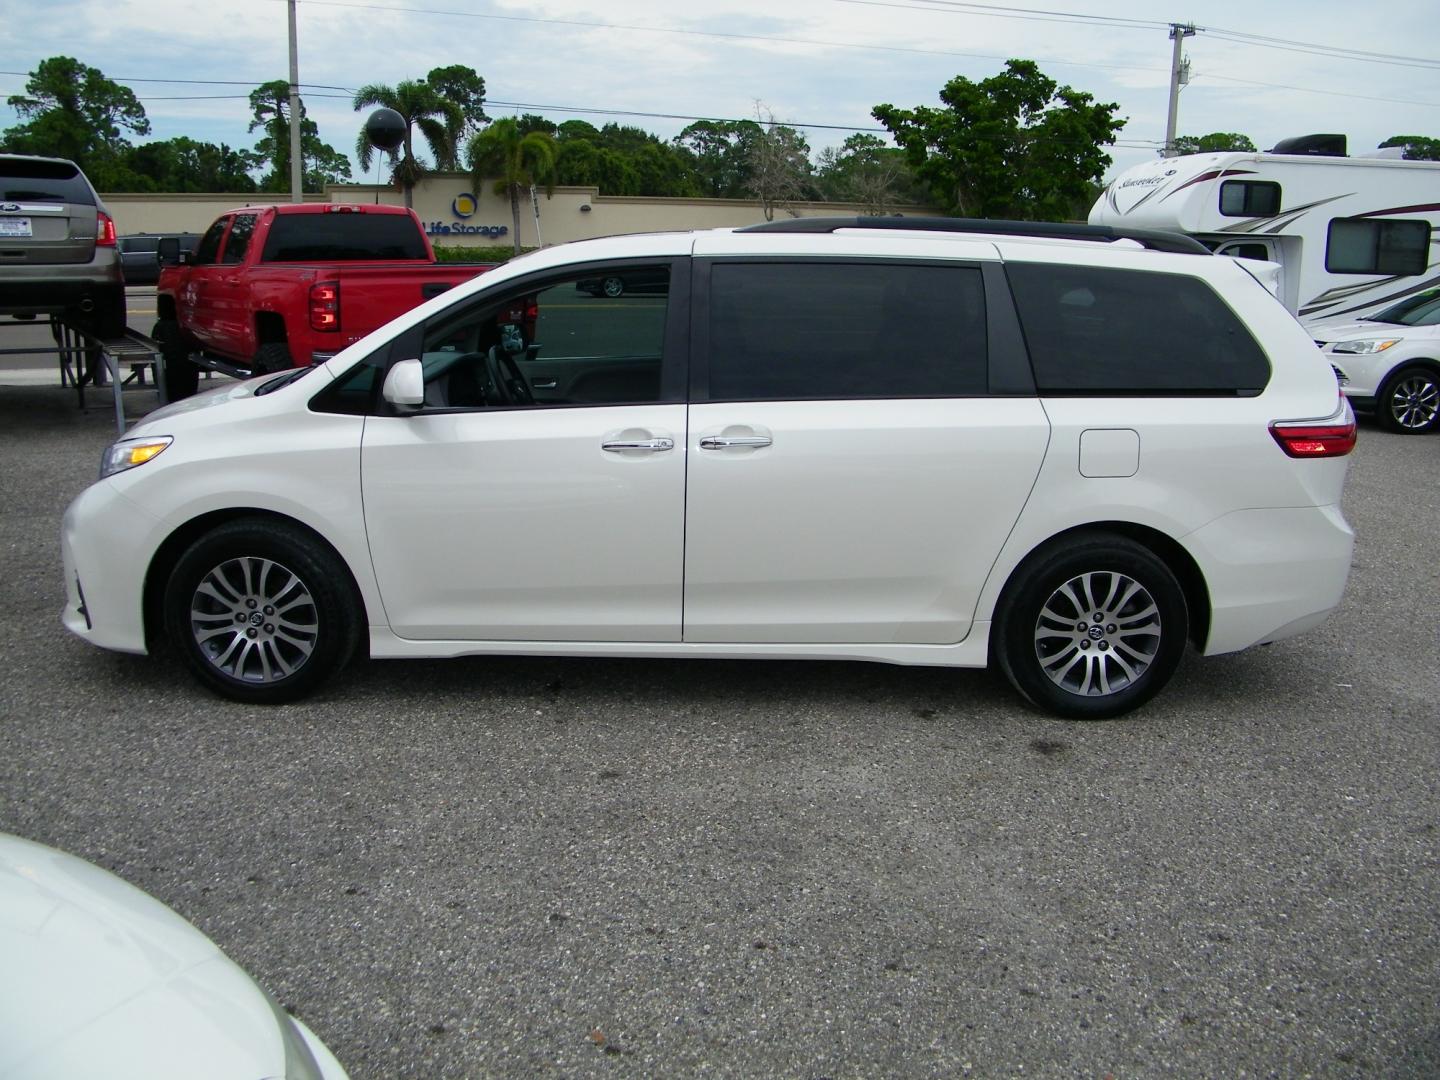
[0,379,1436,1078]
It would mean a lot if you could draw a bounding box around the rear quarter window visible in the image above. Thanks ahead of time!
[1006,263,1271,396]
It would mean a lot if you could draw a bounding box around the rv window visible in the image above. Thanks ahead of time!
[1325,218,1431,276]
[1219,181,1281,217]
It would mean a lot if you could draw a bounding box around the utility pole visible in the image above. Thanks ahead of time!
[1164,23,1196,158]
[287,0,303,201]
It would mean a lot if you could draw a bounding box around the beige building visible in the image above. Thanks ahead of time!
[101,173,934,248]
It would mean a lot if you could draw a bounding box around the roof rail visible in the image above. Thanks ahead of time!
[736,215,1212,256]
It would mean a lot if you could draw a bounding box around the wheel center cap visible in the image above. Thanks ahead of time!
[1087,625,1105,641]
[249,611,265,626]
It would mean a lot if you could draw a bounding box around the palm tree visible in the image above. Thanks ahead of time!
[467,118,557,255]
[352,80,463,208]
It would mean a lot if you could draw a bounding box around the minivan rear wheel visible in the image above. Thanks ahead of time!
[994,534,1188,720]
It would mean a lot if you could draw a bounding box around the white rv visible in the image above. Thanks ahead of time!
[1090,136,1440,325]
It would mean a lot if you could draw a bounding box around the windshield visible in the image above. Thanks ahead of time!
[1367,289,1440,327]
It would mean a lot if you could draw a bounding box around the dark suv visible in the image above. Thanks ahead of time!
[0,154,126,337]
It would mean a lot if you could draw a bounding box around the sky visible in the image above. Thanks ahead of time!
[1,0,1437,185]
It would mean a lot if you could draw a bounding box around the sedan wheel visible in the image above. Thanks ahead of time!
[602,275,625,298]
[164,519,360,703]
[1378,366,1440,433]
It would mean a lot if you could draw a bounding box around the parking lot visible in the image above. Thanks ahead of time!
[0,350,1436,1077]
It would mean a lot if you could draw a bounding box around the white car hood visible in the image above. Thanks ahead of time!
[140,374,271,427]
[1308,319,1435,343]
[0,834,309,1080]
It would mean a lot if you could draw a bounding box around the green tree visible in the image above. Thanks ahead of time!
[816,133,920,212]
[248,81,351,193]
[1172,132,1257,155]
[674,120,762,198]
[1380,134,1440,161]
[874,60,1124,220]
[126,137,260,193]
[352,80,464,206]
[1,56,150,186]
[467,117,558,254]
[424,64,488,155]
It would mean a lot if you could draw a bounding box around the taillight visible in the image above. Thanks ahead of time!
[1269,420,1356,458]
[96,211,116,247]
[309,280,340,332]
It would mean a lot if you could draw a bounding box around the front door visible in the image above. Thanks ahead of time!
[360,260,689,641]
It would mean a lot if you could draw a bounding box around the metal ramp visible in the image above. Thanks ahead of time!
[1,314,166,433]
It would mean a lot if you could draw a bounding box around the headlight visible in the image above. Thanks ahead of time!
[99,436,172,479]
[1331,338,1401,355]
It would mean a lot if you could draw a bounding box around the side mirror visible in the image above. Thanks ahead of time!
[158,237,180,264]
[382,358,425,409]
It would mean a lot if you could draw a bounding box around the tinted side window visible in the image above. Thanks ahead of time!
[1007,263,1271,396]
[1219,180,1281,217]
[221,213,258,264]
[706,263,987,401]
[192,218,227,265]
[1325,218,1430,275]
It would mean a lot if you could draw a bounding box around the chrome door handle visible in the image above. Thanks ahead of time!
[532,379,557,388]
[699,435,772,450]
[602,437,674,452]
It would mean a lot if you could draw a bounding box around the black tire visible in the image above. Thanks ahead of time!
[1375,365,1440,434]
[153,319,198,401]
[993,533,1188,720]
[601,275,625,298]
[253,341,294,374]
[163,518,361,704]
[94,285,127,338]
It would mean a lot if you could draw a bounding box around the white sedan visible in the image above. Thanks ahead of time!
[0,833,348,1080]
[1310,287,1440,434]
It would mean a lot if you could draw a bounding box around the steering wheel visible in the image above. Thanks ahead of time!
[487,346,535,406]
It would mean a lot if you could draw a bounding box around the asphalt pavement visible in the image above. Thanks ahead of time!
[0,371,1436,1078]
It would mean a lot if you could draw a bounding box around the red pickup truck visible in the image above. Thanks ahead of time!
[154,203,493,399]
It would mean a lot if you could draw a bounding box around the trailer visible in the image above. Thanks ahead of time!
[1089,135,1440,326]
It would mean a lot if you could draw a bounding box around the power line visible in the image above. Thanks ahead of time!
[274,0,1170,78]
[1190,72,1439,109]
[835,0,1440,68]
[834,0,1165,33]
[0,70,354,92]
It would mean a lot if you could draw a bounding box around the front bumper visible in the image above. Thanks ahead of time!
[61,481,160,655]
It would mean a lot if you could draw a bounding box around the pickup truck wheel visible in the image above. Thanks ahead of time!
[152,319,198,401]
[993,533,1188,720]
[163,518,360,704]
[253,342,294,374]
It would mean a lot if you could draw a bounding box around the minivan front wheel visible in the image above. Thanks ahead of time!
[995,534,1187,719]
[163,519,360,704]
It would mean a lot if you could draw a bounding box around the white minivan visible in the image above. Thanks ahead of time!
[61,218,1357,719]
